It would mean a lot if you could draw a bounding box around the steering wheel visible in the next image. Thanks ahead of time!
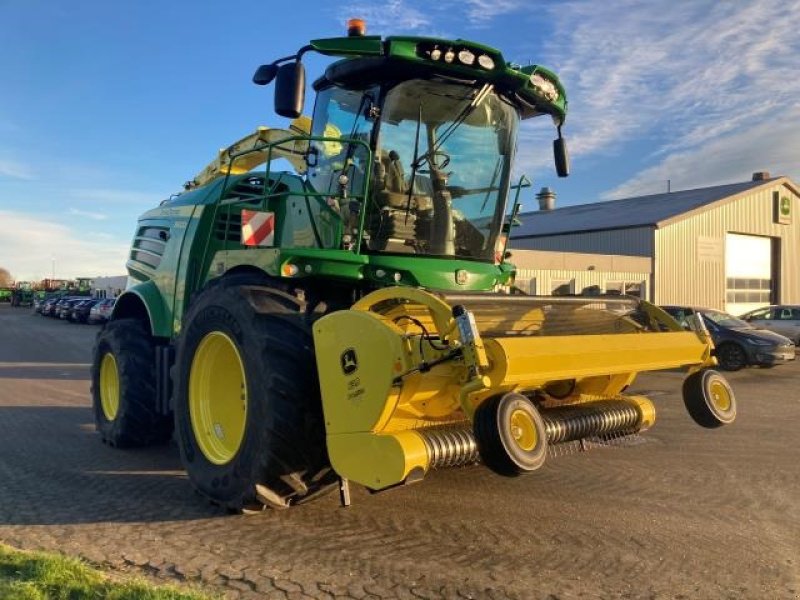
[416,150,451,173]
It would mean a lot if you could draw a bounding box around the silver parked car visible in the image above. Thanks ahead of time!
[739,305,800,345]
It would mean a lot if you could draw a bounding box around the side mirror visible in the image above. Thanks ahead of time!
[554,136,570,177]
[275,62,305,119]
[252,64,278,86]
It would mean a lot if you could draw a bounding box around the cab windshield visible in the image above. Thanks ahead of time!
[372,79,518,261]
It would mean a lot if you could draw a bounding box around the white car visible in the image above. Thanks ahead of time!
[740,305,800,345]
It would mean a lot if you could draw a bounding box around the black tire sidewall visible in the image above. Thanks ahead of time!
[173,283,326,508]
[682,369,736,428]
[475,393,548,476]
[496,394,548,472]
[91,319,168,446]
[700,369,736,424]
[174,293,267,506]
[92,324,126,441]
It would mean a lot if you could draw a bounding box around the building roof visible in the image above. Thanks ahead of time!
[512,176,794,238]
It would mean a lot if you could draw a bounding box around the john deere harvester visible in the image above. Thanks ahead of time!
[92,21,736,511]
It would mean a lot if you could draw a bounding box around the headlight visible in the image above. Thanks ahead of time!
[530,73,559,101]
[744,338,772,346]
[458,49,476,66]
[430,47,442,61]
[477,54,495,70]
[444,49,455,63]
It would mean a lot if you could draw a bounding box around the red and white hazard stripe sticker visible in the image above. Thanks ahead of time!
[241,209,275,246]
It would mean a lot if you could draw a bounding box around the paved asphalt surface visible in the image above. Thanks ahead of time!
[0,303,798,599]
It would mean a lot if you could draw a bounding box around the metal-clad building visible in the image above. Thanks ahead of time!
[512,249,652,299]
[511,175,799,314]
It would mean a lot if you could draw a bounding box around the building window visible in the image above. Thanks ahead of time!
[605,280,644,298]
[725,277,770,304]
[551,279,574,296]
[624,281,643,298]
[580,284,602,296]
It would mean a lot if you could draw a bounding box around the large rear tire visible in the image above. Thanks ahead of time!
[91,319,173,447]
[173,281,336,511]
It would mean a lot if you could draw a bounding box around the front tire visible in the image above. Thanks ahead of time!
[173,282,335,511]
[474,392,548,476]
[91,319,173,447]
[682,369,737,428]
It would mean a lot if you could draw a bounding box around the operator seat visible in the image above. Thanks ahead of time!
[367,150,432,252]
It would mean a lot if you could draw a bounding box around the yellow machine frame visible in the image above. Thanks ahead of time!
[313,287,716,491]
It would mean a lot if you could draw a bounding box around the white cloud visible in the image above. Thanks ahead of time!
[536,0,800,190]
[602,108,800,199]
[67,188,163,206]
[336,0,527,33]
[68,208,107,221]
[339,0,430,33]
[0,211,129,280]
[0,158,34,180]
[461,0,526,25]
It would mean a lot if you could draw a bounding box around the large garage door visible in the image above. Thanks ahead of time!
[725,233,772,316]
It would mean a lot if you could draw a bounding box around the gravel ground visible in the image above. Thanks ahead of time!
[0,303,798,599]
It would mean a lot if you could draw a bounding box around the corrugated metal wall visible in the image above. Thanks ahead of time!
[655,182,800,309]
[515,268,651,300]
[513,226,654,257]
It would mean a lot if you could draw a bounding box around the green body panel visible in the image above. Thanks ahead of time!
[313,35,567,121]
[117,280,172,337]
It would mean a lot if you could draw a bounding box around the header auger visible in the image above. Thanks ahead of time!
[92,21,736,511]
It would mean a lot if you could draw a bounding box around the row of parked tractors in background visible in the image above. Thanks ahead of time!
[33,294,115,324]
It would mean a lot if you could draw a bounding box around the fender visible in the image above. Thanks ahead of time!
[112,280,171,338]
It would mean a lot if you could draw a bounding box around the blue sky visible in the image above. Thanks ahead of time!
[1,0,798,280]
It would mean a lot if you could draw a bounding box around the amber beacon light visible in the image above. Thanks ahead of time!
[347,18,366,36]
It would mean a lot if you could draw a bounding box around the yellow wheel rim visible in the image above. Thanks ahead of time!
[99,352,120,421]
[509,408,537,452]
[189,331,248,465]
[709,379,732,412]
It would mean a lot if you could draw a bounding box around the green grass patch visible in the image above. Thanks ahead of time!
[0,544,214,600]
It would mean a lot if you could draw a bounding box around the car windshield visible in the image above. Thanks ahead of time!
[702,310,752,329]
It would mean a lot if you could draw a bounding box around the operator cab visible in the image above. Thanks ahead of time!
[253,25,569,266]
[308,75,518,263]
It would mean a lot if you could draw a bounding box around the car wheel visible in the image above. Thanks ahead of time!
[715,343,747,371]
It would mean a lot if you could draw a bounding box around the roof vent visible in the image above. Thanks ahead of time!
[536,187,556,211]
[752,171,771,181]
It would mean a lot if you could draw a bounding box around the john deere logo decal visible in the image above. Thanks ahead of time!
[775,193,792,224]
[780,196,791,216]
[340,348,358,375]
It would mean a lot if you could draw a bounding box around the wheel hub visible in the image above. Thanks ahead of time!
[709,379,731,411]
[99,352,120,421]
[509,408,537,452]
[189,331,248,465]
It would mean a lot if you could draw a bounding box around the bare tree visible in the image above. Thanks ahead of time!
[0,268,13,287]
